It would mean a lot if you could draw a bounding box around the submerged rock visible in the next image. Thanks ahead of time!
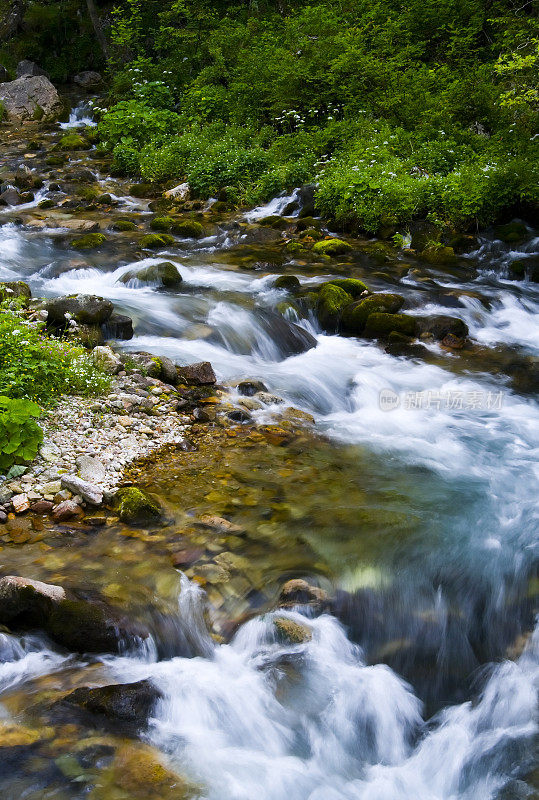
[279,579,328,608]
[116,487,162,525]
[57,679,162,734]
[273,616,312,644]
[416,314,469,340]
[0,575,149,654]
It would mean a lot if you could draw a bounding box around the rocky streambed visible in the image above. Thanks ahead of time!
[0,99,538,800]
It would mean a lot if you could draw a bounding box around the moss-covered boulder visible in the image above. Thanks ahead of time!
[90,743,198,800]
[72,233,106,250]
[286,241,306,254]
[0,280,31,303]
[140,233,175,249]
[59,133,88,150]
[37,198,55,209]
[342,293,405,335]
[316,283,353,330]
[495,221,528,244]
[327,278,370,298]
[299,227,323,241]
[129,183,156,198]
[313,238,353,256]
[116,487,162,525]
[274,275,301,292]
[259,215,287,228]
[111,219,138,232]
[364,312,418,338]
[422,245,457,265]
[150,216,174,232]
[273,616,312,644]
[170,219,204,238]
[508,256,539,282]
[121,262,183,289]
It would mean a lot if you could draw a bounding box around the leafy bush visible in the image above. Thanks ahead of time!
[0,311,110,403]
[0,396,43,473]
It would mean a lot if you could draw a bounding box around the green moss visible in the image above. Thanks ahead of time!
[327,278,370,298]
[316,283,353,330]
[259,215,287,228]
[129,183,155,198]
[312,238,353,256]
[170,219,204,238]
[299,227,323,240]
[0,281,32,304]
[495,222,528,244]
[150,216,174,232]
[135,262,183,288]
[72,233,107,250]
[274,275,301,292]
[285,241,306,254]
[363,312,418,338]
[32,104,44,121]
[140,233,175,249]
[76,185,101,201]
[111,219,138,231]
[116,487,162,525]
[59,133,88,151]
[342,293,405,334]
[37,198,55,209]
[45,155,65,166]
[422,246,456,265]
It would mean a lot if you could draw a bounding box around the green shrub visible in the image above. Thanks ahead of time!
[0,310,110,404]
[0,396,43,473]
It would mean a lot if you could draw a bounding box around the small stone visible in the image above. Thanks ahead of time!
[52,500,82,521]
[30,500,54,514]
[12,494,30,514]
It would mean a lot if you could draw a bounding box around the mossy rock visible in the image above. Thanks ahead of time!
[363,312,418,338]
[75,324,104,349]
[508,256,539,282]
[285,241,306,254]
[121,261,183,289]
[342,293,405,334]
[150,216,174,232]
[72,233,107,250]
[38,198,55,209]
[111,219,138,232]
[59,133,88,150]
[0,281,31,303]
[76,185,101,201]
[45,155,65,166]
[316,283,353,331]
[415,314,468,340]
[140,233,175,249]
[273,616,312,644]
[495,222,528,244]
[129,183,156,198]
[326,278,370,298]
[299,227,323,241]
[91,743,197,800]
[116,487,162,525]
[294,216,320,231]
[312,238,352,256]
[274,275,301,292]
[170,219,204,238]
[422,246,457,265]
[259,215,287,228]
[96,193,115,205]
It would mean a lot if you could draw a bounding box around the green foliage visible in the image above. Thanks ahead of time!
[0,310,110,404]
[0,396,43,472]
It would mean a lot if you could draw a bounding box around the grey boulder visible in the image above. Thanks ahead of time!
[0,75,62,121]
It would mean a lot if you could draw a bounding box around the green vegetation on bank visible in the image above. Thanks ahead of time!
[90,0,538,235]
[0,298,110,472]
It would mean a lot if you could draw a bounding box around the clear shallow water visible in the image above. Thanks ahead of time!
[0,196,538,798]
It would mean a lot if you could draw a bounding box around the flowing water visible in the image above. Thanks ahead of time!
[0,119,537,798]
